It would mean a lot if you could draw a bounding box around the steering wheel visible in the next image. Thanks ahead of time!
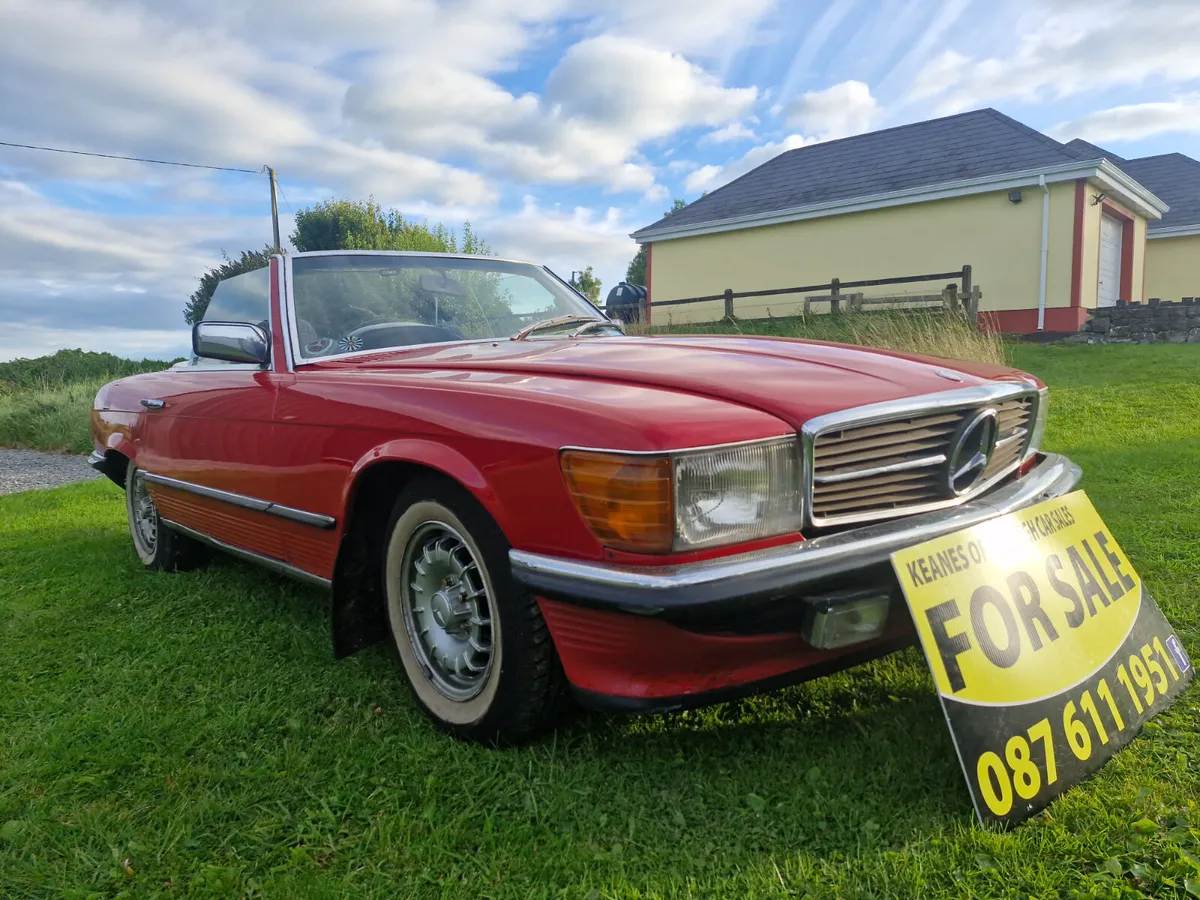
[344,320,464,351]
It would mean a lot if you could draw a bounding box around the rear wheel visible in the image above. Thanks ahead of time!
[382,476,567,744]
[124,460,206,571]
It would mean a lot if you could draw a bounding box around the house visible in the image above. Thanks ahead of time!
[1062,139,1200,305]
[632,109,1198,333]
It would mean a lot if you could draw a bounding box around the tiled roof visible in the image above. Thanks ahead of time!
[1113,154,1200,231]
[1062,138,1125,163]
[634,108,1088,238]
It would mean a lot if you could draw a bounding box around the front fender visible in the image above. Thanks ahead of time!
[344,438,511,534]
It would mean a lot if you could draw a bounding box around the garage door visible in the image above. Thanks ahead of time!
[1097,214,1123,307]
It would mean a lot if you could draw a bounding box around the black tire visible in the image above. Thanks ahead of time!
[124,459,207,572]
[382,475,568,744]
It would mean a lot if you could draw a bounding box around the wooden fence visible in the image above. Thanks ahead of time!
[602,265,982,327]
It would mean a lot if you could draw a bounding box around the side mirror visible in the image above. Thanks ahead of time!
[193,321,269,365]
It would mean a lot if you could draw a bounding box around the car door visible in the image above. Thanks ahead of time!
[136,264,289,563]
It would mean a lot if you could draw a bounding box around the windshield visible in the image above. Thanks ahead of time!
[290,254,604,359]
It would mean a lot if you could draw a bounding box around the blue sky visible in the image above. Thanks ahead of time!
[1,0,1198,361]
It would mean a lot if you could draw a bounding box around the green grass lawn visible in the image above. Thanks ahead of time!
[2,344,1198,899]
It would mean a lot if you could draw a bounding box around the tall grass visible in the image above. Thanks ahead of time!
[0,350,175,453]
[0,378,111,453]
[642,310,1009,367]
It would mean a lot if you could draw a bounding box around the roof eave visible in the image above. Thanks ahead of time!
[633,159,1168,243]
[1147,224,1200,239]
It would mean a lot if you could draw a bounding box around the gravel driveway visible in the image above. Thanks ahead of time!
[0,449,101,496]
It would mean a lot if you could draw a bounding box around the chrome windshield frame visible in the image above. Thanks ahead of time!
[282,250,607,366]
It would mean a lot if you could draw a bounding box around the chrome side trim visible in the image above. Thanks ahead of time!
[143,472,336,529]
[510,452,1082,614]
[87,450,107,471]
[812,452,946,486]
[801,382,1038,528]
[162,519,332,589]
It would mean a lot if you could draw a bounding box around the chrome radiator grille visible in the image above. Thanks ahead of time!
[808,392,1035,527]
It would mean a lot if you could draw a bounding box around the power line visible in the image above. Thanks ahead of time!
[0,140,263,174]
[276,180,294,214]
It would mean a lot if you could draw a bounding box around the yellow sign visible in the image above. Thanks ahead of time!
[893,490,1140,705]
[891,490,1192,827]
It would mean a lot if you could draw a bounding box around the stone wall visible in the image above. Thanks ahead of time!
[1066,301,1200,344]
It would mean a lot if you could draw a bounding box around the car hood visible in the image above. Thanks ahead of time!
[308,335,1031,429]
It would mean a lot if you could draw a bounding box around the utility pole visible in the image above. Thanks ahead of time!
[267,166,281,252]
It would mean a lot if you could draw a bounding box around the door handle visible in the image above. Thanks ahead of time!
[140,399,166,410]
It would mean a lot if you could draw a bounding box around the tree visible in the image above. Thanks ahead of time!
[569,266,602,305]
[290,197,490,255]
[625,198,687,286]
[185,200,494,325]
[184,246,274,325]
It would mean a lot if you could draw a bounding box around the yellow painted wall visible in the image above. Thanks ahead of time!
[650,182,1087,323]
[1144,234,1200,302]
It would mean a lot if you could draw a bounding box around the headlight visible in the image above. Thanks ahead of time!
[673,439,803,549]
[560,437,803,554]
[1025,387,1049,460]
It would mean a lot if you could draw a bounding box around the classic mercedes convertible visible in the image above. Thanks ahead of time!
[90,251,1081,743]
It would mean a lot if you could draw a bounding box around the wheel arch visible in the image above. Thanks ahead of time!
[95,446,133,488]
[330,443,510,659]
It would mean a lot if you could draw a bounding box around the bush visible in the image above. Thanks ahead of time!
[0,349,174,394]
[0,377,110,453]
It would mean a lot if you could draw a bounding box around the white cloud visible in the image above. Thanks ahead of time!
[685,134,810,193]
[342,36,757,192]
[481,196,639,296]
[642,183,671,203]
[700,122,758,145]
[784,80,880,140]
[0,0,496,206]
[0,180,265,351]
[907,0,1200,114]
[586,0,780,60]
[1050,97,1200,143]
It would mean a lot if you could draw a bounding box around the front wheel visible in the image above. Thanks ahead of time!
[382,477,567,744]
[124,460,206,571]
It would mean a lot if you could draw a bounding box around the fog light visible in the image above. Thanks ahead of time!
[801,588,892,650]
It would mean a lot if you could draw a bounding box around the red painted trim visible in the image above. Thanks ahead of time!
[1070,179,1086,307]
[979,307,1090,334]
[1100,201,1136,304]
[645,242,653,324]
[537,597,915,701]
[1140,229,1148,303]
[268,255,289,372]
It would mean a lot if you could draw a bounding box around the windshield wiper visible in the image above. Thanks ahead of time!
[512,314,601,341]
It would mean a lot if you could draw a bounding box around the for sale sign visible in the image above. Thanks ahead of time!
[892,490,1192,827]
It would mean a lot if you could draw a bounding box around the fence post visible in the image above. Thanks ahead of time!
[944,283,959,311]
[961,265,972,298]
[967,287,981,327]
[830,278,840,314]
[723,288,734,320]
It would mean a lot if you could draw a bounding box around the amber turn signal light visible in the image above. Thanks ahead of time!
[560,450,674,554]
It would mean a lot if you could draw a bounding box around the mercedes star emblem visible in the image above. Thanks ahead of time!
[944,408,998,497]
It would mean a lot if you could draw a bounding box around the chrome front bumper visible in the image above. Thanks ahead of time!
[510,452,1082,616]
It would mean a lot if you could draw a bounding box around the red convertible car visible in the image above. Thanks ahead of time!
[90,251,1080,743]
